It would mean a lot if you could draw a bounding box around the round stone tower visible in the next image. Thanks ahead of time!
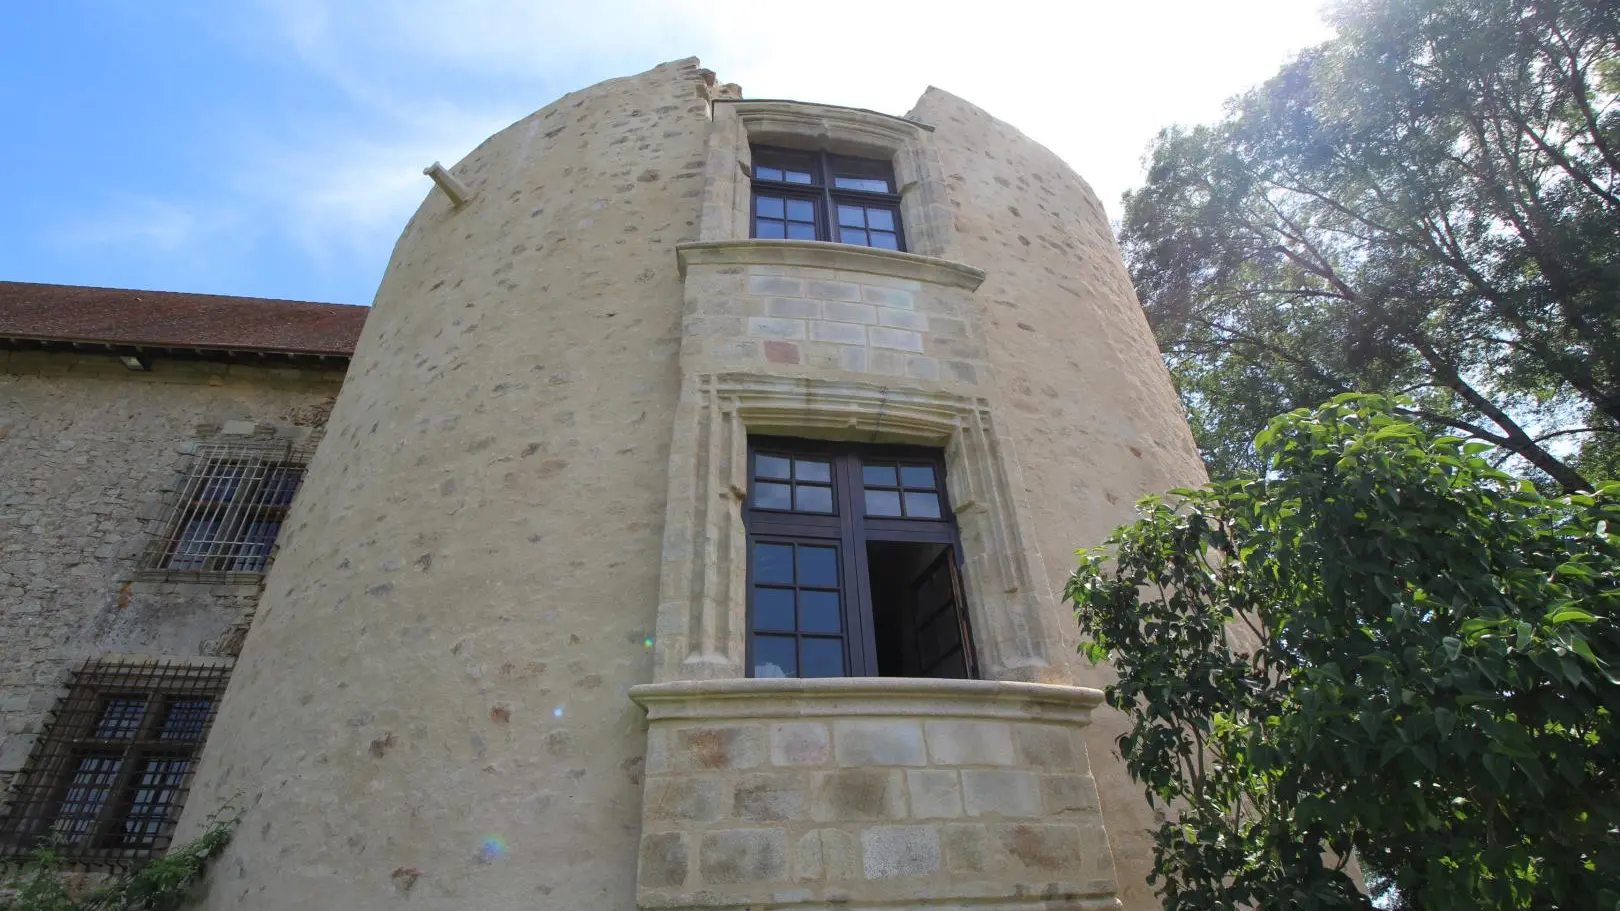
[178,59,1205,911]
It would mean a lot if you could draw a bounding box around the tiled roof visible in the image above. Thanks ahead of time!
[0,281,368,357]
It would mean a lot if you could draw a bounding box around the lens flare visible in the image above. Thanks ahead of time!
[478,836,507,863]
[643,637,654,648]
[552,705,564,718]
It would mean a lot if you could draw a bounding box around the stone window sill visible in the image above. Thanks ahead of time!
[676,239,985,291]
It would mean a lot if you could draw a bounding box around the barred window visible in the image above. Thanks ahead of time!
[138,441,311,579]
[0,659,231,865]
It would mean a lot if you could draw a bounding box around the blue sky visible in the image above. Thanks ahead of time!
[0,2,1333,306]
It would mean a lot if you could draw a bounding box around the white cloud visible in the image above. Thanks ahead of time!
[46,195,213,255]
[43,1,1336,301]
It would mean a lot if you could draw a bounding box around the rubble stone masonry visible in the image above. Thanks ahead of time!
[0,351,341,799]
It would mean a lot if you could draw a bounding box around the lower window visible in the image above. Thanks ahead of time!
[0,659,230,863]
[745,438,977,679]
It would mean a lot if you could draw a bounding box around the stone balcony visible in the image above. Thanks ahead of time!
[629,678,1119,911]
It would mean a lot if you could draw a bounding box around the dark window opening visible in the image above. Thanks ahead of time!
[750,146,904,251]
[867,541,973,679]
[744,438,976,680]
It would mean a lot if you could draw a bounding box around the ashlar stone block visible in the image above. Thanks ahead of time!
[867,327,924,352]
[811,768,907,822]
[906,769,963,818]
[961,769,1042,818]
[747,317,806,340]
[861,824,941,879]
[809,321,868,346]
[674,724,765,771]
[639,832,691,888]
[1014,724,1079,770]
[924,720,1014,766]
[833,718,926,766]
[644,774,727,822]
[733,772,807,822]
[700,828,788,884]
[993,822,1082,873]
[770,722,830,766]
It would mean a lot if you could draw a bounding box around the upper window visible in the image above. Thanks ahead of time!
[745,438,975,680]
[137,442,310,579]
[0,659,230,863]
[750,147,904,251]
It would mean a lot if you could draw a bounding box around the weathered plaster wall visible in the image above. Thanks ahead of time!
[910,88,1209,910]
[0,351,341,798]
[176,59,714,909]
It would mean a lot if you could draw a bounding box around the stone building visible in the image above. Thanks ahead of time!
[0,58,1207,911]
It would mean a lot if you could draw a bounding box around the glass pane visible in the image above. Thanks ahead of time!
[797,545,838,586]
[786,222,818,240]
[839,228,868,245]
[753,635,796,677]
[754,587,795,630]
[836,176,891,192]
[801,638,845,677]
[785,170,814,184]
[795,459,830,482]
[870,231,899,250]
[160,699,213,741]
[754,482,792,510]
[96,698,148,739]
[795,484,833,514]
[756,166,783,181]
[799,590,841,633]
[904,491,942,519]
[756,454,792,479]
[867,209,896,230]
[756,220,785,239]
[863,464,897,487]
[837,205,865,227]
[55,756,120,842]
[122,758,190,847]
[756,196,785,218]
[900,465,937,489]
[865,489,902,516]
[786,199,814,222]
[755,543,795,584]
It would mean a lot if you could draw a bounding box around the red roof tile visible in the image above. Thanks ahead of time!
[0,282,367,357]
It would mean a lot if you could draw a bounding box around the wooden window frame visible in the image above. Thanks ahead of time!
[749,146,907,252]
[744,437,974,678]
[0,659,231,867]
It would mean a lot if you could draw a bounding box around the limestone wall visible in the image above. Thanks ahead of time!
[175,59,715,909]
[631,679,1116,911]
[909,89,1209,910]
[0,351,340,798]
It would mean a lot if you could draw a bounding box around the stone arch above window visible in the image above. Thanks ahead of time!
[700,100,955,258]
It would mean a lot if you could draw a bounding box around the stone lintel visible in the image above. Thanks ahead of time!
[676,240,986,291]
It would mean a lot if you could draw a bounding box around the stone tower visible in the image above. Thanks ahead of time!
[176,58,1206,911]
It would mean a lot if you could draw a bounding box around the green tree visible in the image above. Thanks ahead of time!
[1068,395,1620,910]
[0,805,238,911]
[1122,0,1620,489]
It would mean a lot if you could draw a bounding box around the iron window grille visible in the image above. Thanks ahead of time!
[745,437,977,679]
[136,440,312,581]
[750,146,905,251]
[0,658,231,866]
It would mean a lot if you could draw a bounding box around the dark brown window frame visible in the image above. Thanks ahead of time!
[749,146,907,252]
[744,436,975,679]
[0,659,230,867]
